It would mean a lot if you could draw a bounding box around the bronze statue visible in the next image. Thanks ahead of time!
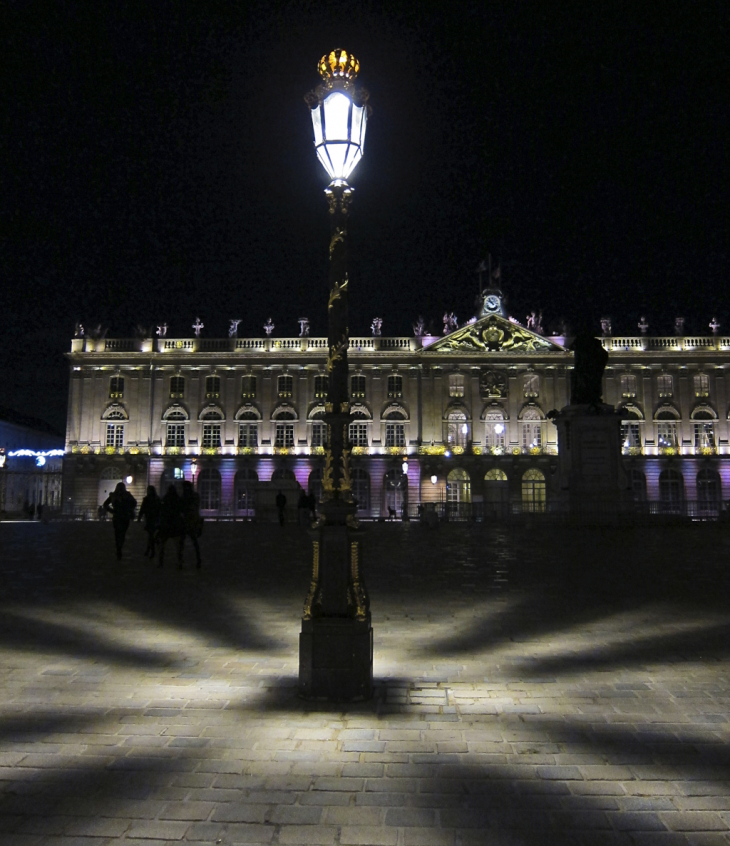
[569,333,608,405]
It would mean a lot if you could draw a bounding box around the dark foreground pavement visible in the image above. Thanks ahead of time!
[2,519,730,845]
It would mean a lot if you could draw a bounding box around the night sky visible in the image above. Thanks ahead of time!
[3,2,728,432]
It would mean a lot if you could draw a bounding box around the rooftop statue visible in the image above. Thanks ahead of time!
[229,319,242,338]
[569,333,609,406]
[371,317,382,337]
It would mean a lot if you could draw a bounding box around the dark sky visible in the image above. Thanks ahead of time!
[3,1,729,432]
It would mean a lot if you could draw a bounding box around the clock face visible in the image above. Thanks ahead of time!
[485,294,500,312]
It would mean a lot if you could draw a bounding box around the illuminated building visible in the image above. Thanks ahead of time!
[0,407,64,515]
[61,291,730,519]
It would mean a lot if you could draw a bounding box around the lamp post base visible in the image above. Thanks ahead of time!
[299,616,373,702]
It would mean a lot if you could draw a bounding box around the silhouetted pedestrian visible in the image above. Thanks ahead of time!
[103,482,137,561]
[36,503,43,521]
[276,490,286,526]
[308,491,317,521]
[137,485,161,558]
[98,504,106,521]
[298,489,309,525]
[178,480,202,570]
[157,486,184,568]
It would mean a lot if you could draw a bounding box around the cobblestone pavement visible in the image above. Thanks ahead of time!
[2,519,730,845]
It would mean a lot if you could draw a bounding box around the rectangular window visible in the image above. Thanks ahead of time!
[278,374,293,398]
[109,376,124,399]
[657,374,673,398]
[657,420,678,449]
[485,421,506,451]
[238,422,258,448]
[694,422,715,450]
[521,422,542,450]
[314,374,329,399]
[448,373,465,398]
[275,422,295,448]
[241,375,257,399]
[523,373,539,398]
[202,423,221,449]
[620,374,637,398]
[311,421,328,448]
[385,422,405,448]
[621,422,641,451]
[694,373,710,398]
[349,422,368,447]
[387,374,403,399]
[105,423,124,449]
[166,423,185,448]
[351,375,366,399]
[205,376,221,399]
[170,376,185,399]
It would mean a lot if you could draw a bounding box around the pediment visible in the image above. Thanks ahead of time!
[422,314,564,354]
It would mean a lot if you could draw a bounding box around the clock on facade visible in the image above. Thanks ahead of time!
[484,294,501,313]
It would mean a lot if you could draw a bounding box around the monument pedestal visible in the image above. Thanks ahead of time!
[554,404,629,519]
[298,502,373,702]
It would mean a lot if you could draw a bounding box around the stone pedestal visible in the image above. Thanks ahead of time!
[298,504,373,702]
[299,616,373,701]
[554,404,629,518]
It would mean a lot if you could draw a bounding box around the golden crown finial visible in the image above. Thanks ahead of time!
[318,49,360,81]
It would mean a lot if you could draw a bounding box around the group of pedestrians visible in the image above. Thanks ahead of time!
[102,481,202,569]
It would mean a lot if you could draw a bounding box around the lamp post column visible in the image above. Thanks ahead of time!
[298,50,373,701]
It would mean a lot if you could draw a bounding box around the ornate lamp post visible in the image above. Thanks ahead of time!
[298,49,372,701]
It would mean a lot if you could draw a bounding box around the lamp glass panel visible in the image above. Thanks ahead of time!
[316,146,332,176]
[322,92,351,141]
[351,104,364,145]
[343,143,359,174]
[311,106,324,145]
[326,143,348,180]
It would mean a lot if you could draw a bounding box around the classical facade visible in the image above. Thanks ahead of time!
[62,294,730,519]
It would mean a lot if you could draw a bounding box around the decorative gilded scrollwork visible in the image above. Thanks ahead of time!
[339,401,350,413]
[348,541,369,621]
[302,540,321,620]
[329,228,346,256]
[428,314,556,354]
[327,335,348,372]
[322,449,335,498]
[328,274,349,310]
[340,445,352,495]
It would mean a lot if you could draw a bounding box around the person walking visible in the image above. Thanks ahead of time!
[157,485,183,568]
[275,490,287,526]
[137,485,161,559]
[178,480,202,570]
[103,482,137,561]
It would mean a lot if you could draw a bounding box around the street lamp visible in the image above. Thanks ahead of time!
[298,49,373,701]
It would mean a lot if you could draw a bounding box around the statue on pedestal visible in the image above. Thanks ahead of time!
[569,333,609,406]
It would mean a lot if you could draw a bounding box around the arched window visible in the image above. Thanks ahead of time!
[484,410,506,453]
[272,467,296,482]
[198,468,221,511]
[659,469,684,513]
[235,468,257,514]
[485,468,509,517]
[692,410,716,452]
[697,469,721,514]
[522,468,546,513]
[383,469,407,517]
[521,408,543,452]
[444,409,469,449]
[352,468,370,513]
[447,468,471,518]
[383,408,407,448]
[656,410,678,450]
